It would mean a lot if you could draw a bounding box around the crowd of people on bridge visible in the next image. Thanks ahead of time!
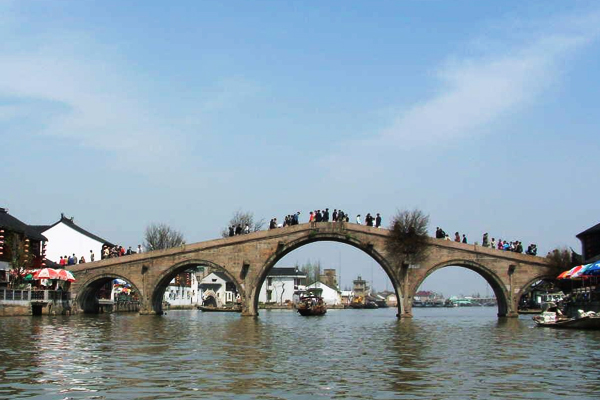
[59,254,87,266]
[434,227,537,255]
[100,244,143,260]
[228,224,251,236]
[264,208,383,230]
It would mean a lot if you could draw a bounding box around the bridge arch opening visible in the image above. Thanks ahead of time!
[77,274,142,314]
[254,233,402,316]
[413,262,509,317]
[150,260,243,315]
[517,275,562,313]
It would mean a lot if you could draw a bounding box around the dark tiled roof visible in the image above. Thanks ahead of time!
[269,267,305,276]
[44,259,60,269]
[45,215,113,246]
[0,209,47,242]
[29,225,51,235]
[212,271,231,282]
[577,222,600,238]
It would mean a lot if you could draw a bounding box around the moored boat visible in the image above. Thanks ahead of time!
[197,305,241,312]
[533,315,600,329]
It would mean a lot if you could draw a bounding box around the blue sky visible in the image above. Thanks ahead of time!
[2,1,599,295]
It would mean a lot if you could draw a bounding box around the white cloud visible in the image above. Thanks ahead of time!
[377,11,600,147]
[0,46,180,176]
[0,9,259,178]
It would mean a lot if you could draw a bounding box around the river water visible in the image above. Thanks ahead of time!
[1,307,599,400]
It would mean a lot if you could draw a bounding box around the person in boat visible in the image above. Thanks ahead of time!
[543,301,564,318]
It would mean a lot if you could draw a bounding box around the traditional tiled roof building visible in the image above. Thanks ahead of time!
[576,222,600,263]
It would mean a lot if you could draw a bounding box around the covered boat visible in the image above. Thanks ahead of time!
[533,315,600,330]
[297,288,327,316]
[533,308,600,330]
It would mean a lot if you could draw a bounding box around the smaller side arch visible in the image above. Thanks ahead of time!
[76,273,144,314]
[150,259,244,315]
[411,259,511,317]
[516,274,560,310]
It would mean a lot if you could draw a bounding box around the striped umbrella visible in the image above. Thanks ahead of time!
[32,268,59,280]
[57,269,76,282]
[582,262,600,277]
[557,269,571,279]
[571,263,592,279]
[557,265,583,280]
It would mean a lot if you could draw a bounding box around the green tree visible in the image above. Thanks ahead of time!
[144,223,186,251]
[546,247,575,271]
[6,233,32,288]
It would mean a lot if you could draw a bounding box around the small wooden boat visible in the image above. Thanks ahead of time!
[297,288,327,316]
[197,305,241,312]
[533,315,600,330]
[518,309,542,315]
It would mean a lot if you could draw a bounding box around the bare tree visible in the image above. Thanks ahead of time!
[221,210,265,237]
[144,223,186,251]
[385,209,430,266]
[298,260,321,286]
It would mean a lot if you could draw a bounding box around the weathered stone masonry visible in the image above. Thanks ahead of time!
[70,223,557,318]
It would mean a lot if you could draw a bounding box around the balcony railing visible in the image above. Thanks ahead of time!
[0,289,71,302]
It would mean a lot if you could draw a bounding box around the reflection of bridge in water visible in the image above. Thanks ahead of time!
[70,222,557,318]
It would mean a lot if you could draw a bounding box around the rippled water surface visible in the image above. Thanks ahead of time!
[1,307,600,399]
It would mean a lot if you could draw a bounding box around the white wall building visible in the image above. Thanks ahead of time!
[258,267,306,305]
[198,271,238,307]
[37,214,112,264]
[163,271,199,307]
[307,281,342,306]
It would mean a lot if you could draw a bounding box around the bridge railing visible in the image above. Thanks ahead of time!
[0,289,71,302]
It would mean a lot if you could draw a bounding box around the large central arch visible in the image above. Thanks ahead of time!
[252,230,403,315]
[150,259,244,315]
[411,259,510,316]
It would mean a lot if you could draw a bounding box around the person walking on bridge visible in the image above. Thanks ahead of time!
[356,214,362,225]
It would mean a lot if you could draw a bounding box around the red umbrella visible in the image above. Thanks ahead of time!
[558,265,583,280]
[557,269,570,279]
[33,268,59,280]
[57,269,76,282]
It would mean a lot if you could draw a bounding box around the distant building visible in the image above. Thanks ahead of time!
[319,268,339,290]
[34,213,113,264]
[577,222,600,263]
[352,275,370,298]
[379,290,398,307]
[258,267,306,305]
[307,281,342,305]
[164,270,199,307]
[340,290,353,306]
[0,207,48,287]
[413,290,436,302]
[199,271,238,307]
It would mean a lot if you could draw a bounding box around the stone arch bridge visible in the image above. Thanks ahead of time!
[69,222,557,318]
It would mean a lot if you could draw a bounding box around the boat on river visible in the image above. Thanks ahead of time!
[533,315,600,329]
[297,288,327,316]
[197,305,241,312]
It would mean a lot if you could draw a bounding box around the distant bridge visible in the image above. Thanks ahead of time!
[70,222,556,318]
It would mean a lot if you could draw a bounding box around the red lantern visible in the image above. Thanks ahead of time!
[0,229,4,256]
